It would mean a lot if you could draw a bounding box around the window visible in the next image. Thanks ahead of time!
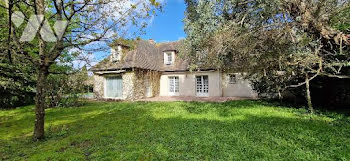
[196,75,209,97]
[164,51,175,65]
[167,52,172,62]
[112,52,120,62]
[105,76,123,98]
[228,74,237,84]
[111,46,122,62]
[168,76,179,95]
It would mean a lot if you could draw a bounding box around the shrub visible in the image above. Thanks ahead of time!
[46,70,88,108]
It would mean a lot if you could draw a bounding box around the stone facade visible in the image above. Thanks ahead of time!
[93,74,105,99]
[122,72,135,100]
[93,70,161,100]
[92,40,257,100]
[131,70,161,100]
[94,70,256,100]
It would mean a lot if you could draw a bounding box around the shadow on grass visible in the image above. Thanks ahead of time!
[1,101,350,160]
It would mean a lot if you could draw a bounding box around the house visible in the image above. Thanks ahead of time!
[90,39,257,100]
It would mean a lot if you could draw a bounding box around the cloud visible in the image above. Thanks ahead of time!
[178,36,184,40]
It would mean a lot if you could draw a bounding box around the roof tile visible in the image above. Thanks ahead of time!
[91,40,189,72]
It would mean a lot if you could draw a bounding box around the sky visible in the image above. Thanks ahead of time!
[141,0,186,42]
[85,0,186,67]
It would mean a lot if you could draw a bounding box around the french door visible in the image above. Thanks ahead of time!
[169,76,179,96]
[196,75,209,97]
[145,77,152,97]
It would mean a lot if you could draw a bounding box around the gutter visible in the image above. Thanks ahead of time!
[94,70,126,75]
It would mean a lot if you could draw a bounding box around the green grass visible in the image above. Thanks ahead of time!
[1,100,350,160]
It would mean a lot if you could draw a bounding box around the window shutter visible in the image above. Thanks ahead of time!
[171,52,175,64]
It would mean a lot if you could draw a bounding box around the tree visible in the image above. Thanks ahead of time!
[1,0,161,140]
[0,1,37,108]
[183,0,350,113]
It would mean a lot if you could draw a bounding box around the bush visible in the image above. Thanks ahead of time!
[46,71,88,108]
[0,62,36,109]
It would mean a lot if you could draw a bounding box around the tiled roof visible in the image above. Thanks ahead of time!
[90,40,189,72]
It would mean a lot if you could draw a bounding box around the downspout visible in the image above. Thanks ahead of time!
[220,69,224,97]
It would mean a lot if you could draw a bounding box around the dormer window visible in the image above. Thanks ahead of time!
[167,52,172,63]
[111,45,122,62]
[164,51,175,65]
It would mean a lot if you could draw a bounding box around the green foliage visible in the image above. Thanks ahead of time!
[149,0,161,7]
[111,38,137,50]
[0,3,38,108]
[183,0,350,105]
[46,66,89,108]
[330,5,350,31]
[2,0,163,139]
[0,101,349,160]
[0,61,36,108]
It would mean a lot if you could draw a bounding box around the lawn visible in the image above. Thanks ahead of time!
[1,100,350,160]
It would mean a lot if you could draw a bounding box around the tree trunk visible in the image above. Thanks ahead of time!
[305,74,314,114]
[33,0,47,140]
[34,66,48,140]
[7,0,13,64]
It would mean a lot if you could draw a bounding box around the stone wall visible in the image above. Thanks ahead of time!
[93,70,161,100]
[133,70,146,99]
[133,69,161,100]
[122,72,135,100]
[150,71,161,97]
[93,74,105,99]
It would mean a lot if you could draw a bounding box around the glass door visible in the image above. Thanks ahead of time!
[196,75,209,97]
[105,76,123,98]
[169,76,179,96]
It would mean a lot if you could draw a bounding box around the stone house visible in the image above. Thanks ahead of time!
[90,40,257,100]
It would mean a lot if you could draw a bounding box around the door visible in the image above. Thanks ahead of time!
[105,76,123,98]
[145,78,152,97]
[168,76,179,96]
[196,75,209,97]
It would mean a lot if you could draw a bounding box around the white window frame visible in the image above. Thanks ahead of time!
[164,51,175,65]
[196,75,209,97]
[168,76,179,96]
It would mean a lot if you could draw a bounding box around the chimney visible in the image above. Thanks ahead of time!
[149,39,155,44]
